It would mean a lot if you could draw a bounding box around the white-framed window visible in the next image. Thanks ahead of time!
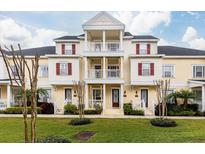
[162,64,175,77]
[11,65,18,76]
[39,65,48,77]
[92,89,102,102]
[60,63,68,75]
[107,43,119,51]
[65,88,72,103]
[108,65,120,77]
[65,44,72,55]
[140,43,147,55]
[142,63,150,76]
[193,65,205,78]
[38,89,51,103]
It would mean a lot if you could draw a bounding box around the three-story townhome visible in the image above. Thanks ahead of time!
[1,11,205,115]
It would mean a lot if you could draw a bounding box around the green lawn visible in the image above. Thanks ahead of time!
[1,117,205,143]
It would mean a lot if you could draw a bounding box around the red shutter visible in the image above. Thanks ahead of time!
[147,44,150,54]
[136,44,140,54]
[68,63,72,75]
[56,63,60,75]
[61,44,65,54]
[150,63,154,76]
[72,44,76,55]
[138,63,142,76]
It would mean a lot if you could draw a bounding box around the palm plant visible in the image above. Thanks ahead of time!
[178,89,196,105]
[167,91,180,105]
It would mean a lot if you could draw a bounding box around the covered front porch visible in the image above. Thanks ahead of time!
[0,82,12,110]
[189,80,205,111]
[85,83,124,115]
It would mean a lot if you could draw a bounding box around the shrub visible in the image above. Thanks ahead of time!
[0,110,5,114]
[130,109,144,116]
[64,104,78,114]
[168,110,195,116]
[123,103,133,115]
[195,111,205,116]
[4,107,41,114]
[93,104,103,114]
[38,136,71,143]
[150,118,177,127]
[69,118,92,126]
[84,109,102,114]
[40,103,54,114]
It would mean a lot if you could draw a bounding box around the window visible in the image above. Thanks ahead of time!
[142,63,150,76]
[38,89,51,103]
[39,65,48,77]
[60,63,68,75]
[108,43,119,51]
[95,43,101,51]
[108,65,120,77]
[92,89,102,102]
[193,65,205,78]
[163,64,174,77]
[65,45,72,54]
[140,43,147,55]
[65,88,72,103]
[11,66,18,76]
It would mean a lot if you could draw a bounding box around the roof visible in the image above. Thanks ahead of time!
[54,36,79,40]
[158,46,205,56]
[133,35,159,40]
[5,46,56,56]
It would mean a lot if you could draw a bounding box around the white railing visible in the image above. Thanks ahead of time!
[88,100,103,109]
[107,69,120,78]
[88,69,103,79]
[87,42,121,52]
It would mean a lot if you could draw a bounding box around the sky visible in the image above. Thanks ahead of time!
[0,11,205,50]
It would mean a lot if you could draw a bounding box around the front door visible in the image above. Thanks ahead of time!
[112,89,120,107]
[141,89,148,108]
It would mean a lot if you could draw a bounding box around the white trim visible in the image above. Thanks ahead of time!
[162,64,175,78]
[140,88,149,109]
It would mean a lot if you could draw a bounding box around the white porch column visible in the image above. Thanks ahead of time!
[103,84,106,111]
[202,85,205,111]
[85,84,89,109]
[103,57,106,79]
[84,57,88,79]
[103,30,106,51]
[120,30,123,50]
[84,31,88,51]
[120,84,124,110]
[7,84,11,108]
[120,57,123,79]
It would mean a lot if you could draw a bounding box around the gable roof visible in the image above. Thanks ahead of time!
[5,46,56,56]
[158,46,205,56]
[54,36,79,41]
[133,35,159,40]
[83,11,124,27]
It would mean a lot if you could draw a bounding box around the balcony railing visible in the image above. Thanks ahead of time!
[88,100,103,109]
[107,69,120,78]
[87,42,121,52]
[88,69,103,79]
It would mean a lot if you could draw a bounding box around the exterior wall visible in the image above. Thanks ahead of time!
[0,85,7,100]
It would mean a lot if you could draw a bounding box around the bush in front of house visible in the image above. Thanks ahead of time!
[4,107,42,114]
[150,118,177,127]
[64,104,78,114]
[130,109,144,116]
[84,109,102,114]
[39,103,54,114]
[168,110,196,116]
[123,103,144,116]
[38,136,71,143]
[69,118,92,126]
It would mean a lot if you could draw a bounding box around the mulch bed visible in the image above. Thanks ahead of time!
[74,131,96,141]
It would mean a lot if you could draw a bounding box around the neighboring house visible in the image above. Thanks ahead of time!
[0,11,205,115]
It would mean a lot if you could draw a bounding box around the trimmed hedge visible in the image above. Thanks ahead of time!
[123,103,144,116]
[69,118,92,126]
[39,103,54,114]
[150,118,177,127]
[84,109,102,115]
[64,104,78,114]
[130,109,144,116]
[3,107,41,114]
[168,110,195,116]
[38,136,71,143]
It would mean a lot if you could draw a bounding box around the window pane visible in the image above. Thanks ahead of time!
[196,66,203,77]
[65,89,72,103]
[60,63,67,75]
[142,63,150,76]
[65,45,72,54]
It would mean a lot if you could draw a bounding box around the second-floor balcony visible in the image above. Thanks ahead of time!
[88,69,121,79]
[87,42,121,52]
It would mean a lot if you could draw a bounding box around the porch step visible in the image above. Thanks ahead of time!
[145,109,154,116]
[103,109,124,116]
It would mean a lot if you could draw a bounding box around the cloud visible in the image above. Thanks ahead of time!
[182,26,205,50]
[0,17,67,49]
[187,11,200,19]
[113,11,171,34]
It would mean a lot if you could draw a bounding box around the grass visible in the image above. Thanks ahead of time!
[0,117,205,143]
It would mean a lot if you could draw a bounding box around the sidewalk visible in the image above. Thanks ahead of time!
[1,114,205,119]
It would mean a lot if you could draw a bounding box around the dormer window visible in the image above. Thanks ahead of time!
[136,43,151,55]
[61,44,76,55]
[140,44,147,55]
[65,45,72,54]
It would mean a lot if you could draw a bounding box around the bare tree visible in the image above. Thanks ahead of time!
[0,45,29,142]
[154,80,170,119]
[73,81,85,119]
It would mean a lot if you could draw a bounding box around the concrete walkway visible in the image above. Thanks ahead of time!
[0,114,205,119]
